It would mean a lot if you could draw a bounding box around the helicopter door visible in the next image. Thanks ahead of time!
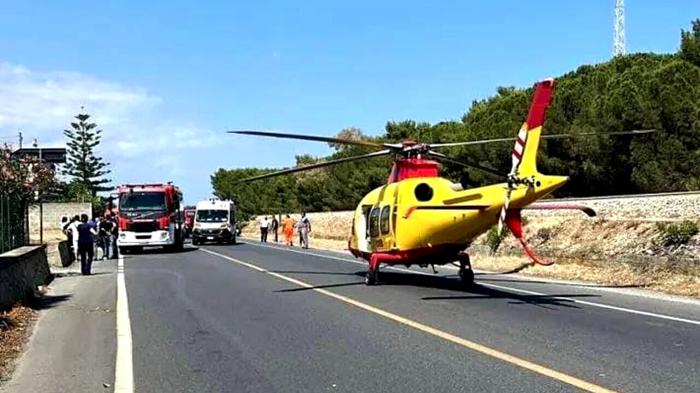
[356,205,372,253]
[368,207,381,251]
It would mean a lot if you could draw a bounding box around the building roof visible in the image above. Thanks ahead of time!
[11,148,67,164]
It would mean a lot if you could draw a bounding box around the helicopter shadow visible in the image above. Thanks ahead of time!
[354,271,600,310]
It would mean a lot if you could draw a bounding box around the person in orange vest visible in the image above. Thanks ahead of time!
[282,215,295,246]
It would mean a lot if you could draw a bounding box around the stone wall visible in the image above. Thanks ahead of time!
[0,245,52,311]
[527,192,700,221]
[28,203,92,243]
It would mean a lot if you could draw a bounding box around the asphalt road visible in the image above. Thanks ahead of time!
[3,241,699,392]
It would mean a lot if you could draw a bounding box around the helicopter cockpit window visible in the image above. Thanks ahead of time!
[369,207,380,237]
[380,206,391,235]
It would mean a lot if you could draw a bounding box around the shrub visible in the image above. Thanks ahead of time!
[657,220,699,247]
[486,226,508,254]
[537,227,552,242]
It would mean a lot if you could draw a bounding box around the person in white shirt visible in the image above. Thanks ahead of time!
[66,215,80,261]
[260,216,270,243]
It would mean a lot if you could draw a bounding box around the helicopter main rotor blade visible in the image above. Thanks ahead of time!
[236,149,393,183]
[429,129,656,148]
[229,130,393,149]
[427,150,503,178]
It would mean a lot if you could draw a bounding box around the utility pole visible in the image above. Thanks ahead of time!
[613,0,626,57]
[18,131,23,149]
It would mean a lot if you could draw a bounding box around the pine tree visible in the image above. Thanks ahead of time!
[63,109,111,196]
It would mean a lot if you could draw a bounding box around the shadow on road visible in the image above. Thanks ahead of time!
[271,270,360,276]
[52,272,112,278]
[24,294,72,310]
[124,246,200,256]
[475,277,643,289]
[275,281,366,292]
[420,285,598,310]
[199,242,245,248]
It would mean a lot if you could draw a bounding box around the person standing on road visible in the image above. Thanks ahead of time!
[98,214,114,260]
[77,214,97,275]
[282,215,295,246]
[67,215,80,261]
[270,216,279,243]
[111,215,119,259]
[297,212,311,249]
[260,216,270,243]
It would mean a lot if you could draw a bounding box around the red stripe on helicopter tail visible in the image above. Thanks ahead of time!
[525,79,555,130]
[511,149,522,160]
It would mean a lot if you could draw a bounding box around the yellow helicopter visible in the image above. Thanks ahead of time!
[231,79,652,286]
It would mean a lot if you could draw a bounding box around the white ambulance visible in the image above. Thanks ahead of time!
[192,199,236,245]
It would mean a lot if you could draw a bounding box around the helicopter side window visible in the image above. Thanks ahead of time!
[369,207,380,238]
[380,206,391,235]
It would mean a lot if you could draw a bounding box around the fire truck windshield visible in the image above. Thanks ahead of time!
[120,192,167,212]
[196,210,228,222]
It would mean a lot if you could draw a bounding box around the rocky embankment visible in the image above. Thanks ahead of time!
[243,192,700,297]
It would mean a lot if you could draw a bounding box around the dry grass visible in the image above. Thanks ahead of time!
[0,305,37,382]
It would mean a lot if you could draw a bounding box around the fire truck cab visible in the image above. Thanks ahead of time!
[116,183,185,253]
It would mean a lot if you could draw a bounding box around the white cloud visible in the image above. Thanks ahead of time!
[0,62,159,138]
[0,61,229,199]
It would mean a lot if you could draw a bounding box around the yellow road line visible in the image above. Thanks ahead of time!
[201,248,617,393]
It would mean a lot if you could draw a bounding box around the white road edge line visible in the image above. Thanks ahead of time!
[115,255,134,393]
[241,241,700,326]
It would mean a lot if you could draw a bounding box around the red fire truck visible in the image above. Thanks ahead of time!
[116,183,185,253]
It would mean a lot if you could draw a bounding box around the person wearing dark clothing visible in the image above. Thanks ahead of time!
[270,217,279,243]
[99,216,114,260]
[77,214,97,275]
[62,216,74,262]
[111,217,119,259]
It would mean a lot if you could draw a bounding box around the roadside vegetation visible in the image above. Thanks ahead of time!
[657,220,700,247]
[213,19,700,219]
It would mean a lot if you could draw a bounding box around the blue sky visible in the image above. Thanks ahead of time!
[0,0,698,203]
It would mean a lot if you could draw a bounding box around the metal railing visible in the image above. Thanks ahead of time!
[0,193,28,254]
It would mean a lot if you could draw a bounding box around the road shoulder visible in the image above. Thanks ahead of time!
[0,260,117,393]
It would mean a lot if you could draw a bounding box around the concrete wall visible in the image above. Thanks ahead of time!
[28,203,92,242]
[0,245,52,311]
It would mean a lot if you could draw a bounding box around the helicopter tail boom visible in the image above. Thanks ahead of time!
[512,78,555,178]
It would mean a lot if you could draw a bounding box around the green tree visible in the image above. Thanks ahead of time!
[211,19,700,212]
[681,19,700,66]
[63,110,111,196]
